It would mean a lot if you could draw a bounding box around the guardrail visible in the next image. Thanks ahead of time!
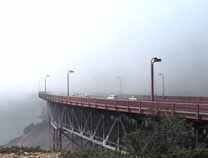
[39,92,208,121]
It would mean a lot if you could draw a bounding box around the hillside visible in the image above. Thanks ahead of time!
[6,121,49,150]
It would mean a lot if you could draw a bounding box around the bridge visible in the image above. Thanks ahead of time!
[39,92,208,151]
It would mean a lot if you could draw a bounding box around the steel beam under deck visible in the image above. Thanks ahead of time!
[47,102,142,151]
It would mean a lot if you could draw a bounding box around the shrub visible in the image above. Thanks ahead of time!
[163,149,208,158]
[0,146,47,154]
[124,116,195,158]
[60,149,126,158]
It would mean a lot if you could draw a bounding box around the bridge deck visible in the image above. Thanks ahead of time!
[39,92,208,121]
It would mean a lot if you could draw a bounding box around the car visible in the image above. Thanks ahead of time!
[72,93,80,96]
[128,96,137,101]
[83,93,91,98]
[106,94,118,100]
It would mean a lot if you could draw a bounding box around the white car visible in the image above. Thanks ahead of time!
[128,96,137,101]
[83,93,91,98]
[106,94,118,100]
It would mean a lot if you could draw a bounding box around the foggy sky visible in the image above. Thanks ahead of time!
[0,0,208,97]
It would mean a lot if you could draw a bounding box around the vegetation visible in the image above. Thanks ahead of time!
[125,116,195,158]
[163,149,208,158]
[60,149,208,158]
[60,116,208,158]
[2,116,208,158]
[60,149,124,158]
[0,146,47,154]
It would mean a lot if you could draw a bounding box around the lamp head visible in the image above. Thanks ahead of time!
[68,70,75,73]
[152,57,162,63]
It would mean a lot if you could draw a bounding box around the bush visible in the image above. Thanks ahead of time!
[163,149,208,158]
[0,146,47,154]
[60,149,208,158]
[124,116,195,158]
[60,149,126,158]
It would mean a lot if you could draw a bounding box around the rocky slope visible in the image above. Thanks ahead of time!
[6,121,49,150]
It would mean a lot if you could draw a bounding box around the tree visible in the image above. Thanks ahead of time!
[125,116,195,158]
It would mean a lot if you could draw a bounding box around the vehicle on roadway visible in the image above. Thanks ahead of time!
[106,94,118,100]
[128,96,137,101]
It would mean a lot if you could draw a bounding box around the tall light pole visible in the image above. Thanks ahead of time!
[151,57,162,101]
[67,70,75,96]
[44,75,50,93]
[158,73,165,98]
[116,76,122,95]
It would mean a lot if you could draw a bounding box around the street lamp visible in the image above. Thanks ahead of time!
[116,76,122,95]
[151,57,162,101]
[67,70,75,96]
[44,75,50,93]
[158,73,165,98]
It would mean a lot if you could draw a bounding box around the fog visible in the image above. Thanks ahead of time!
[1,0,208,96]
[0,0,208,144]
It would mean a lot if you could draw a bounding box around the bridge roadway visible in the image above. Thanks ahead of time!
[39,92,208,151]
[39,92,208,121]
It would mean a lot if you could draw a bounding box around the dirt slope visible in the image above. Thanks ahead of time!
[7,121,49,150]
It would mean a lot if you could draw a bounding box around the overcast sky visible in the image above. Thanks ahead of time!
[0,0,208,96]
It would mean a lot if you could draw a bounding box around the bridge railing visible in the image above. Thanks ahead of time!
[39,92,208,121]
[130,95,208,104]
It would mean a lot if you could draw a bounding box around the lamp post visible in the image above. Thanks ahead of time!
[158,73,165,98]
[67,70,75,96]
[116,76,122,95]
[151,57,162,101]
[44,75,50,93]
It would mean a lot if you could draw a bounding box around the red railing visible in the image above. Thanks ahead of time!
[39,92,208,121]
